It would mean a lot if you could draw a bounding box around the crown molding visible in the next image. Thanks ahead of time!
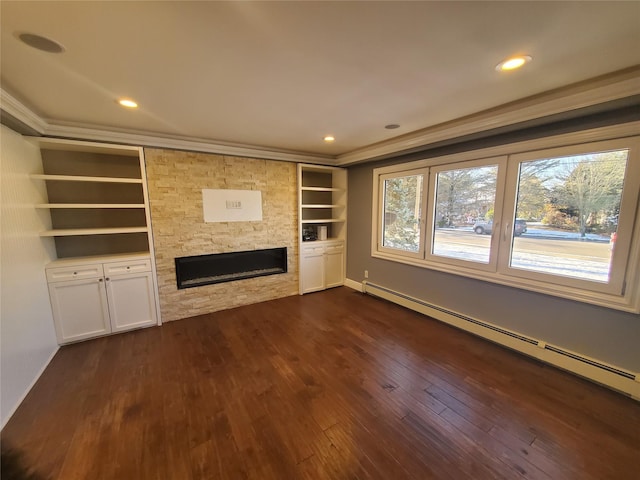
[42,123,336,164]
[0,87,335,165]
[335,66,640,166]
[0,89,48,133]
[3,66,639,167]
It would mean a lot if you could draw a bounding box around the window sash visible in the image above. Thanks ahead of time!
[498,137,640,295]
[376,168,428,259]
[425,156,507,272]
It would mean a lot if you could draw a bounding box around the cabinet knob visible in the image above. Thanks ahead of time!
[73,272,77,275]
[98,278,103,282]
[105,277,110,281]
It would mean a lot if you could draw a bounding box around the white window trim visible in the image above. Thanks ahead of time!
[371,122,640,312]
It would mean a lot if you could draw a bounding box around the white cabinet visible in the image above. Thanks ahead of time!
[300,245,326,293]
[324,243,345,288]
[32,138,162,343]
[105,271,156,333]
[298,163,347,294]
[48,276,111,343]
[300,241,345,294]
[46,255,158,344]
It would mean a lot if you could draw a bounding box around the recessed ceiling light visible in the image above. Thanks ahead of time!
[385,124,400,130]
[16,32,65,53]
[118,98,138,109]
[323,135,335,143]
[496,55,532,72]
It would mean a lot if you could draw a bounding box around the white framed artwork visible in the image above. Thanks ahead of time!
[202,189,263,223]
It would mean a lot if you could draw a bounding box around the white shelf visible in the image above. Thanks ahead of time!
[301,204,344,208]
[40,227,149,237]
[46,252,151,268]
[301,186,343,192]
[31,174,143,184]
[36,204,146,209]
[301,219,345,224]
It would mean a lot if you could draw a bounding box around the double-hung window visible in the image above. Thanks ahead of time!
[372,127,640,312]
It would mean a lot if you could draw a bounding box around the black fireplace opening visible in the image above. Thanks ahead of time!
[175,247,287,289]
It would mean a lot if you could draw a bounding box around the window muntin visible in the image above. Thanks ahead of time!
[378,169,426,258]
[429,160,503,268]
[372,131,640,311]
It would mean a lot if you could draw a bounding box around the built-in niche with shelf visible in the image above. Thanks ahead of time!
[298,165,347,243]
[298,164,347,294]
[33,140,153,259]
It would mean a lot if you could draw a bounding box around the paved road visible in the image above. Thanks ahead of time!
[434,229,611,261]
[432,229,612,281]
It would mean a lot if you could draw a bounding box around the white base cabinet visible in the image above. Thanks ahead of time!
[300,241,345,294]
[48,276,111,343]
[105,271,157,333]
[46,254,158,344]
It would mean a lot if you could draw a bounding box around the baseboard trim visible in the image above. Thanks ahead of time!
[1,346,60,429]
[360,280,640,400]
[343,278,363,292]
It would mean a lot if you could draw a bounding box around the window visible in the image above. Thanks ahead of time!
[427,157,506,271]
[378,169,426,258]
[500,139,640,296]
[372,127,640,312]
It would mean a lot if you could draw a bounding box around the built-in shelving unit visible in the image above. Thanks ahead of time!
[298,164,347,294]
[30,138,152,256]
[298,164,347,242]
[30,137,161,343]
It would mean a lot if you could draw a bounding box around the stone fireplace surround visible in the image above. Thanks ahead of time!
[144,148,298,322]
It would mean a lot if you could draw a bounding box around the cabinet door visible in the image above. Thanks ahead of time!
[324,246,345,288]
[105,272,158,332]
[301,247,325,294]
[48,278,111,344]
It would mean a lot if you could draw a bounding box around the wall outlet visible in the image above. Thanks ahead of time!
[364,270,369,279]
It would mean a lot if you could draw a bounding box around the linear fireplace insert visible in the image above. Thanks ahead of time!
[175,247,287,289]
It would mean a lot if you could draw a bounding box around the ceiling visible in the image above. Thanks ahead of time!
[1,1,639,163]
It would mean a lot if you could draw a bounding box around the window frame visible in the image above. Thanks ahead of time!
[497,138,640,295]
[370,123,640,312]
[426,156,507,273]
[374,166,429,260]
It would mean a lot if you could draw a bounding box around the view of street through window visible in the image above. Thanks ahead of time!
[433,226,612,282]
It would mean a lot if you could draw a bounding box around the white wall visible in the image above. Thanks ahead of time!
[1,125,58,427]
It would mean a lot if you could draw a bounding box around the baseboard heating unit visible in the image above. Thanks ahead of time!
[359,280,640,400]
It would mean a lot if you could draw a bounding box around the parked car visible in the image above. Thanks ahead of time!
[473,219,527,236]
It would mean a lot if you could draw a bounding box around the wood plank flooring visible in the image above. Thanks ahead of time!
[2,287,639,479]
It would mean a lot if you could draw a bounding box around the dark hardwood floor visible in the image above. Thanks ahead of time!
[2,287,639,479]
